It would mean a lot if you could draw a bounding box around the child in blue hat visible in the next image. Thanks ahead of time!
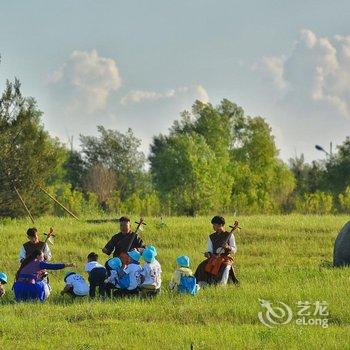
[0,272,8,298]
[169,256,200,295]
[105,257,129,297]
[140,246,162,298]
[106,257,122,286]
[117,249,142,297]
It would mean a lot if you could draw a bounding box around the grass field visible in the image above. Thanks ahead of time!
[0,215,350,349]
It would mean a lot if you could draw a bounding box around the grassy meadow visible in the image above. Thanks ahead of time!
[0,215,350,349]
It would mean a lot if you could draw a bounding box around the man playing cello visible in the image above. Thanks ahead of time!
[195,216,239,286]
[102,217,145,265]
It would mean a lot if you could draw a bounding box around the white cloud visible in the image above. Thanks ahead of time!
[120,89,175,105]
[48,50,122,113]
[252,56,287,90]
[194,85,210,104]
[299,29,317,48]
[253,29,350,117]
[120,85,209,105]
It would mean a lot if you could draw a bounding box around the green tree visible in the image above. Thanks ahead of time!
[80,126,146,200]
[322,137,350,194]
[0,78,66,217]
[151,99,295,214]
[230,115,295,213]
[63,150,86,190]
[150,132,230,215]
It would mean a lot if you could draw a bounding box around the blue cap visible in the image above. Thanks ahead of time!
[108,257,122,270]
[0,272,8,284]
[176,255,190,268]
[142,248,156,263]
[128,249,141,262]
[146,245,157,256]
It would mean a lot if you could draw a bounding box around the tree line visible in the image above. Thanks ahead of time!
[1,78,349,218]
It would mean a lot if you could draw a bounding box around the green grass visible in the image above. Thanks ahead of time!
[1,215,350,349]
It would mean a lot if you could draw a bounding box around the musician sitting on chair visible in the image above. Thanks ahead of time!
[18,228,52,263]
[102,217,145,265]
[194,216,239,287]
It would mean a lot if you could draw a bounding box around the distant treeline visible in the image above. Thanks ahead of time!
[1,78,349,217]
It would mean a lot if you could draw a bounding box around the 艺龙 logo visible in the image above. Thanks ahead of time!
[258,298,293,328]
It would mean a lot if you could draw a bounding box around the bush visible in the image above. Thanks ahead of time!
[338,186,350,213]
[295,191,334,214]
[106,190,161,216]
[46,184,101,216]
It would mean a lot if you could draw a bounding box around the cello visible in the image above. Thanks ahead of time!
[204,220,240,276]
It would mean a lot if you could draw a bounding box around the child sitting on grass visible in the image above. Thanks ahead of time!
[0,272,8,298]
[61,272,89,297]
[105,257,129,297]
[118,249,143,297]
[140,246,162,298]
[169,256,199,295]
[85,252,107,298]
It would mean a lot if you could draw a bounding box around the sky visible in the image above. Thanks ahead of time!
[1,0,350,162]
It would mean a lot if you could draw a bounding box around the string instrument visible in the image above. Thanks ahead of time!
[43,227,55,250]
[119,218,146,266]
[204,220,240,277]
[38,227,55,280]
[218,220,240,255]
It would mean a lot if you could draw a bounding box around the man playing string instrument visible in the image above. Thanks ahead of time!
[18,227,52,263]
[102,217,146,264]
[194,216,239,286]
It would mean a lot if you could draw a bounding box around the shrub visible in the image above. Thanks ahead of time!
[295,191,333,214]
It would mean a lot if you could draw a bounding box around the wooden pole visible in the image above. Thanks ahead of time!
[13,184,35,224]
[0,159,35,224]
[38,185,79,220]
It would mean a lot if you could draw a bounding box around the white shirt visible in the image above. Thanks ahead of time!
[207,233,237,254]
[107,270,120,288]
[65,274,89,296]
[18,243,52,262]
[124,263,142,290]
[84,261,104,272]
[141,260,162,289]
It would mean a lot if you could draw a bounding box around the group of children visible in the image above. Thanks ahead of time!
[61,246,162,299]
[60,246,199,299]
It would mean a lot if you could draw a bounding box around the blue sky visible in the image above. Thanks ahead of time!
[1,1,350,161]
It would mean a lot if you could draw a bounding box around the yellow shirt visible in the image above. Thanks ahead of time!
[169,267,193,290]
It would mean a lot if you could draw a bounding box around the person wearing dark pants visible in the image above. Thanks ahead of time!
[88,267,107,298]
[85,252,107,299]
